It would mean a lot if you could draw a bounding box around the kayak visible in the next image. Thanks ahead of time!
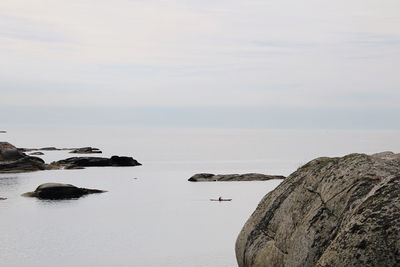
[210,199,232,201]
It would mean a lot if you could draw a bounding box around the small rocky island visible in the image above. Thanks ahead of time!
[69,147,102,154]
[189,173,285,182]
[236,152,400,267]
[52,156,141,169]
[22,183,106,200]
[0,142,141,173]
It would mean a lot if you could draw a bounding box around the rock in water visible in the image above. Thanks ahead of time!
[22,183,106,200]
[69,147,102,154]
[29,152,45,156]
[53,156,141,168]
[188,173,285,182]
[235,152,400,267]
[0,142,46,173]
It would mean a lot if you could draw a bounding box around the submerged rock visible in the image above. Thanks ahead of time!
[0,142,47,173]
[189,173,285,182]
[69,147,102,154]
[53,156,141,168]
[22,183,106,200]
[235,152,400,267]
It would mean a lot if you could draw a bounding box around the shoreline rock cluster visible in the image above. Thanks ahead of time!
[189,173,285,182]
[19,146,102,154]
[235,152,400,267]
[0,142,141,173]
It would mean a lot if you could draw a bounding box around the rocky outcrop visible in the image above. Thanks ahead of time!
[52,156,141,169]
[22,183,106,200]
[235,152,400,267]
[69,147,102,154]
[2,142,141,173]
[189,173,285,182]
[0,142,47,173]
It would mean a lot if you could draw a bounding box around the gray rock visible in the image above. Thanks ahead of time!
[235,152,400,267]
[188,173,285,182]
[52,156,141,168]
[69,147,102,154]
[0,142,26,161]
[0,142,46,173]
[29,152,45,156]
[22,183,106,200]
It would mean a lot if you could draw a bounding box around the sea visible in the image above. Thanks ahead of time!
[1,127,399,267]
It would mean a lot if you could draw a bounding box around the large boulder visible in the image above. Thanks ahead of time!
[236,152,400,267]
[22,183,106,200]
[0,142,25,161]
[0,142,46,173]
[188,173,285,182]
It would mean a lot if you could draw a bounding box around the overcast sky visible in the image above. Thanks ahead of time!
[1,0,399,128]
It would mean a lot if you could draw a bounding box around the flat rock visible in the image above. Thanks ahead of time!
[22,183,106,200]
[235,152,400,267]
[69,147,102,154]
[18,147,76,152]
[53,156,141,168]
[29,152,44,156]
[188,173,285,182]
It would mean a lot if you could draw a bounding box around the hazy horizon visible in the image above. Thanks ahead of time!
[1,1,399,129]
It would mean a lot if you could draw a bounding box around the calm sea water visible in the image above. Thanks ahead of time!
[1,127,399,267]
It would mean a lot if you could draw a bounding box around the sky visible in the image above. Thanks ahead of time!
[1,0,400,129]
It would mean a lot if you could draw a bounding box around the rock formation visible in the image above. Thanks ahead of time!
[29,152,45,156]
[52,156,141,169]
[69,147,102,154]
[189,173,285,182]
[0,142,47,173]
[1,142,141,173]
[19,147,61,152]
[235,152,400,267]
[22,183,106,200]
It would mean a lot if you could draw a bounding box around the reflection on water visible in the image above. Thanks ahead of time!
[33,198,82,208]
[0,176,19,186]
[0,176,20,197]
